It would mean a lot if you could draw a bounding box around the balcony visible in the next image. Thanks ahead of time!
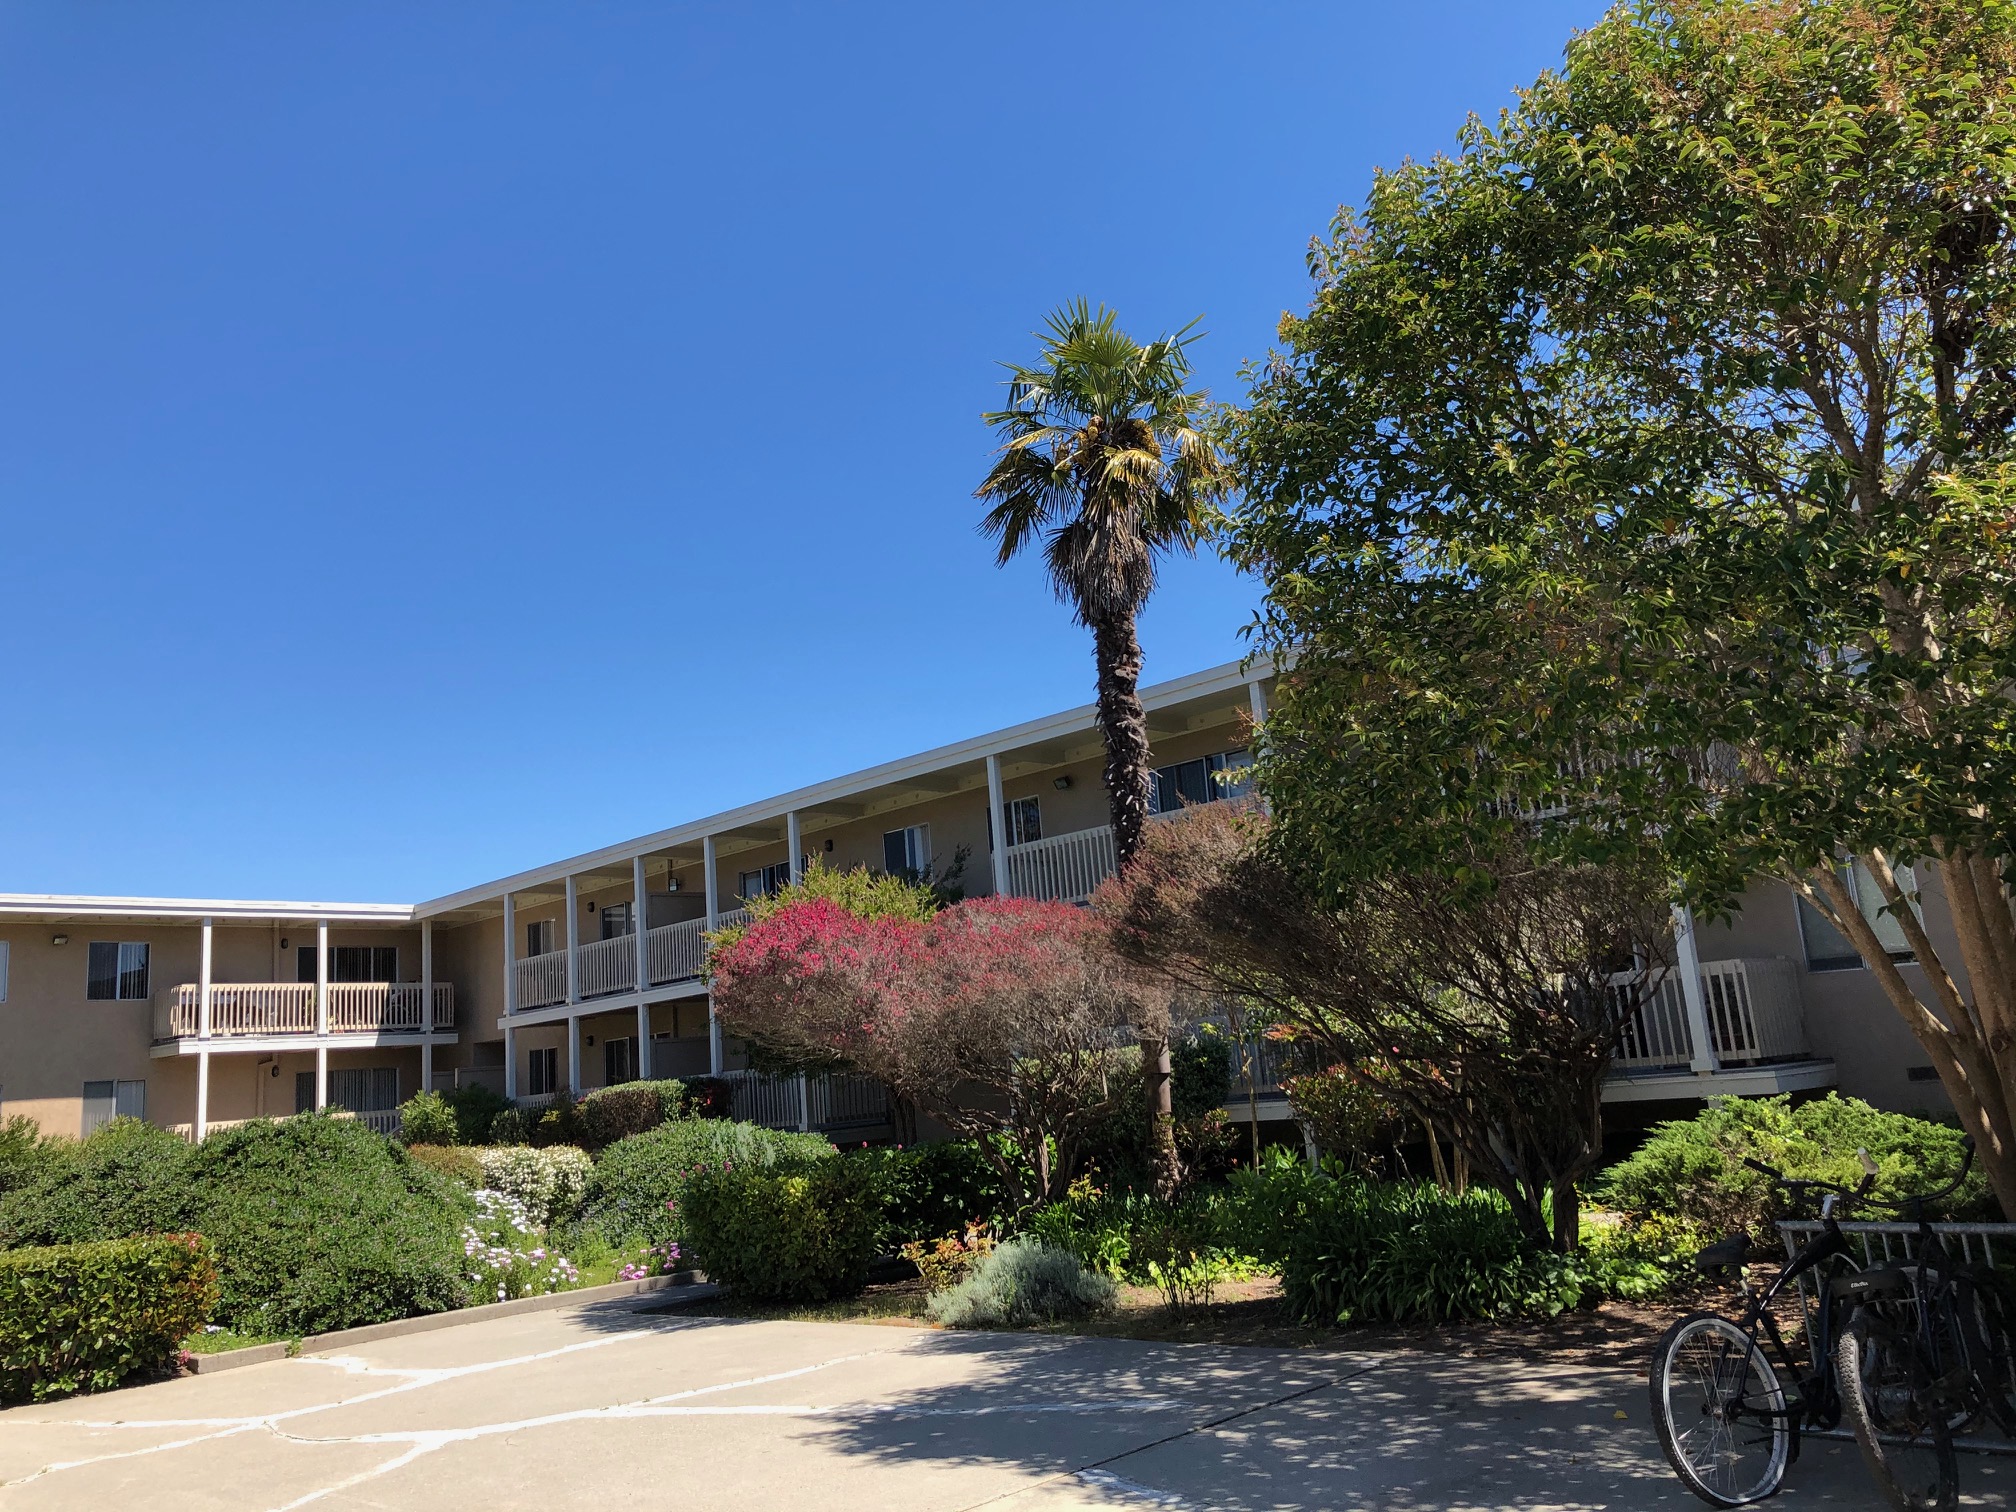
[1005,825,1119,905]
[1607,956,1836,1101]
[512,908,753,1012]
[155,982,456,1042]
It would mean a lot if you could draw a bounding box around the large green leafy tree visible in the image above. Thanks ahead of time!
[1229,0,2016,1211]
[977,300,1234,1196]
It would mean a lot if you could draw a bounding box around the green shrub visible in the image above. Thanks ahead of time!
[582,1119,834,1247]
[397,1091,460,1146]
[682,1076,735,1120]
[0,1116,72,1200]
[475,1145,593,1228]
[578,1081,687,1151]
[847,1141,1009,1246]
[925,1238,1116,1327]
[1074,1036,1239,1187]
[442,1083,512,1145]
[406,1144,484,1186]
[1594,1094,1995,1235]
[1023,1184,1257,1305]
[679,1162,881,1303]
[490,1106,530,1144]
[1275,1174,1588,1324]
[0,1118,196,1249]
[0,1234,219,1403]
[190,1112,470,1334]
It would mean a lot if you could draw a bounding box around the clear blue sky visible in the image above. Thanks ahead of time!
[0,2,1606,903]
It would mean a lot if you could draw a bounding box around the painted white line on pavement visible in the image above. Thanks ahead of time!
[1074,1468,1194,1509]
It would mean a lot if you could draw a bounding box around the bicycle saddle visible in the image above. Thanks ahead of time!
[1695,1233,1751,1273]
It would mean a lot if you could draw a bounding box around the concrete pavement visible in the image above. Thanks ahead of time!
[0,1295,1992,1509]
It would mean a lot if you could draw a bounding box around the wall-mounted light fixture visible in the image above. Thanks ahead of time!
[587,900,596,913]
[50,933,67,947]
[280,938,289,950]
[666,877,682,893]
[1053,775,1074,791]
[824,838,834,852]
[586,1034,595,1047]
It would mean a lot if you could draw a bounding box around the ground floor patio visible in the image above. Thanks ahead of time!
[0,1294,1953,1510]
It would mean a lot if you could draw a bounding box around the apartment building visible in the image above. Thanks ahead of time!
[0,658,1957,1142]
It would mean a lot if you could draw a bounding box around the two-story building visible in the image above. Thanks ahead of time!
[0,658,1958,1141]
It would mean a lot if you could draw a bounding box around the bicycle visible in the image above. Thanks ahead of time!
[1646,1150,1960,1509]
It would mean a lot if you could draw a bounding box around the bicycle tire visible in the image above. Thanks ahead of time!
[1951,1265,2016,1435]
[1649,1312,1791,1506]
[1835,1312,1958,1512]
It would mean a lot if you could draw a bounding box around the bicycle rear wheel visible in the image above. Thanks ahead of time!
[1835,1313,1958,1512]
[1649,1312,1790,1506]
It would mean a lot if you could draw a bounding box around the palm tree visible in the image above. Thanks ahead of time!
[976,300,1233,1195]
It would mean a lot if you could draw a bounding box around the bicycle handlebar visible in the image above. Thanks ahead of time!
[1741,1137,1975,1217]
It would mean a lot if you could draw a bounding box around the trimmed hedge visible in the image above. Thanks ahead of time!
[582,1119,834,1247]
[577,1081,688,1151]
[0,1118,195,1249]
[0,1234,218,1404]
[189,1113,470,1335]
[407,1143,484,1186]
[848,1140,1009,1246]
[679,1163,881,1303]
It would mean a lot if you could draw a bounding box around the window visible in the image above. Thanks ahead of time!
[1796,861,1920,972]
[81,1079,145,1133]
[331,1067,399,1113]
[738,862,797,900]
[528,1046,560,1097]
[1005,797,1042,847]
[605,1036,636,1086]
[1148,749,1253,814]
[86,942,150,1000]
[526,920,556,958]
[882,824,932,879]
[297,946,398,983]
[600,902,634,941]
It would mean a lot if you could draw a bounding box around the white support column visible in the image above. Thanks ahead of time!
[195,1052,210,1142]
[1248,679,1268,727]
[986,753,1010,897]
[567,1015,582,1097]
[797,1072,811,1133]
[420,918,435,1093]
[315,921,329,1109]
[198,917,214,1041]
[704,835,723,1075]
[315,921,329,1036]
[786,812,803,884]
[1672,902,1720,1074]
[503,892,519,1019]
[564,874,581,1005]
[634,855,652,1080]
[504,1023,519,1100]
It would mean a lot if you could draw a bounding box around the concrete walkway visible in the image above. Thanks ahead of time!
[0,1296,1997,1509]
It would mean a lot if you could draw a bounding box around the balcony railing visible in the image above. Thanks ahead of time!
[512,909,753,1012]
[1006,825,1121,904]
[157,982,455,1040]
[720,1068,889,1134]
[1613,957,1808,1072]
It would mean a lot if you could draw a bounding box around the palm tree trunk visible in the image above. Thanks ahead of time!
[1090,611,1182,1197]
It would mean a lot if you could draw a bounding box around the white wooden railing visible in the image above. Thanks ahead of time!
[159,982,454,1039]
[1005,824,1121,904]
[577,934,636,999]
[645,908,750,988]
[1612,957,1808,1072]
[718,1069,889,1133]
[515,950,568,1009]
[513,909,754,1015]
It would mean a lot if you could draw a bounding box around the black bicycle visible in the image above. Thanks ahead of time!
[1647,1150,1963,1509]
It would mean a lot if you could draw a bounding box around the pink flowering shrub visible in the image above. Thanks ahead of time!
[710,887,1161,1209]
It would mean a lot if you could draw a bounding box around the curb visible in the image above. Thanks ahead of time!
[189,1271,714,1373]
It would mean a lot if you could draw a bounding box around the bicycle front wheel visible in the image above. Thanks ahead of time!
[1835,1313,1958,1512]
[1649,1312,1791,1506]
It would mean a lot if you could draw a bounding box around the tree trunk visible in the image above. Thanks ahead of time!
[1798,858,2016,1219]
[1550,1181,1580,1254]
[1090,609,1182,1197]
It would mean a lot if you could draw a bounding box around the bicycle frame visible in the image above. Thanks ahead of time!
[1729,1212,1858,1455]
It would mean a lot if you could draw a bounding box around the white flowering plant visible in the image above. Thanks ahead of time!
[462,1189,581,1303]
[474,1145,593,1229]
